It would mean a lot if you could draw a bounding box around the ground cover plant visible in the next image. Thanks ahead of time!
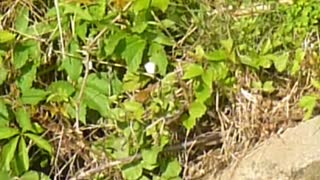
[0,0,320,179]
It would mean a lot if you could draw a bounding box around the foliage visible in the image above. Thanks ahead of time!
[0,0,320,179]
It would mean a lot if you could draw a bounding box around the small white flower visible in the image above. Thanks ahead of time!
[144,62,156,74]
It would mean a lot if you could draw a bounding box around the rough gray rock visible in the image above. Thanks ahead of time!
[211,116,320,180]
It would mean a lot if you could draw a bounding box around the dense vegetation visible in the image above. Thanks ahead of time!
[0,0,319,179]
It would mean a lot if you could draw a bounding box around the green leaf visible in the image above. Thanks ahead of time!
[262,81,275,93]
[0,99,10,126]
[0,171,11,180]
[267,53,289,73]
[20,171,50,180]
[62,3,93,21]
[86,73,110,95]
[151,0,170,12]
[13,43,29,69]
[16,137,29,173]
[195,84,211,103]
[15,5,29,33]
[133,0,151,13]
[60,40,82,81]
[148,43,168,75]
[83,87,109,117]
[122,162,143,180]
[141,146,161,167]
[123,101,144,120]
[15,107,35,133]
[205,49,227,61]
[299,95,318,120]
[17,64,37,92]
[122,36,147,72]
[161,159,181,179]
[104,31,127,56]
[25,133,53,155]
[261,38,272,54]
[88,0,106,20]
[0,127,19,140]
[0,67,8,86]
[182,63,204,79]
[21,88,49,105]
[189,100,207,118]
[0,30,15,43]
[153,33,175,46]
[220,38,233,53]
[0,136,19,171]
[47,81,75,102]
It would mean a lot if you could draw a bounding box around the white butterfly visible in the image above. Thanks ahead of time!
[144,62,156,74]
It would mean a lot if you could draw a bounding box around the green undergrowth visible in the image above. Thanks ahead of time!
[0,0,319,179]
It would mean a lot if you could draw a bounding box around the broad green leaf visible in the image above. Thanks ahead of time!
[208,62,229,81]
[0,127,19,140]
[258,55,272,68]
[182,116,195,131]
[62,3,93,21]
[83,87,109,117]
[16,137,29,173]
[141,146,161,166]
[20,171,39,180]
[0,99,9,126]
[195,84,211,103]
[189,100,207,119]
[195,45,205,61]
[86,73,110,95]
[0,136,19,171]
[133,0,151,13]
[148,43,168,75]
[268,53,289,73]
[161,159,181,179]
[123,72,149,92]
[153,33,175,46]
[13,43,29,69]
[205,49,227,61]
[122,36,147,72]
[182,63,204,79]
[0,171,11,180]
[17,64,37,92]
[20,171,50,180]
[299,95,318,120]
[123,101,144,120]
[0,30,15,43]
[122,162,143,180]
[151,0,170,12]
[131,11,148,33]
[25,133,53,155]
[239,55,259,68]
[88,0,106,20]
[21,88,49,105]
[15,107,35,133]
[15,5,29,33]
[60,40,82,81]
[104,31,127,56]
[47,81,75,102]
[76,22,88,41]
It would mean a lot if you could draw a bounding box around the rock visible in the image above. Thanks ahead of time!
[209,115,320,180]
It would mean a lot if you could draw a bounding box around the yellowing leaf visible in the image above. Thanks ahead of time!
[0,30,15,43]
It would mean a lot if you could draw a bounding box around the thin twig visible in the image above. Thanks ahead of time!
[54,0,65,60]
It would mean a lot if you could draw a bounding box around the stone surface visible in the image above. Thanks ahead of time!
[208,116,320,180]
